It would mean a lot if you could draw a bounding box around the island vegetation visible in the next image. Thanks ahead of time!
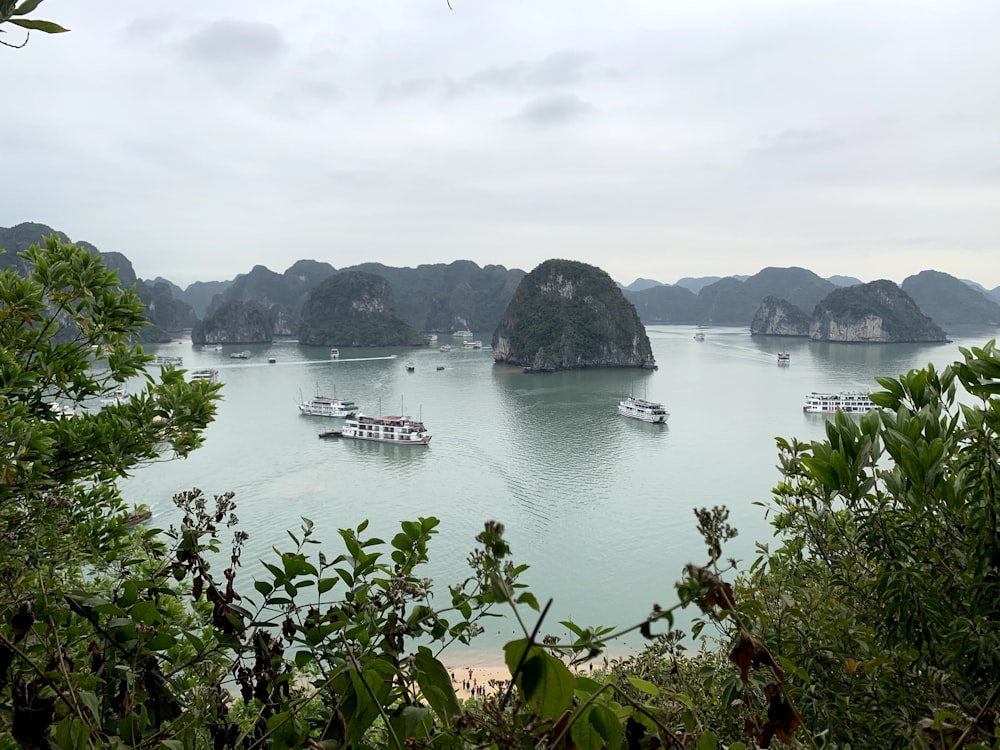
[3,239,998,748]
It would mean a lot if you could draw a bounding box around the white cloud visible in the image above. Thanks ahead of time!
[3,0,999,289]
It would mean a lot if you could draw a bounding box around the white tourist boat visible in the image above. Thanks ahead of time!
[230,350,251,359]
[189,368,220,384]
[439,344,452,352]
[618,394,669,423]
[694,332,705,341]
[201,344,223,351]
[462,340,483,349]
[153,355,184,366]
[330,348,340,359]
[49,401,76,419]
[803,391,875,414]
[298,393,358,418]
[339,413,431,445]
[777,352,790,365]
[99,384,129,409]
[453,329,473,337]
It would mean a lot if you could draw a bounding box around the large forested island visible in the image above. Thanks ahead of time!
[491,259,656,371]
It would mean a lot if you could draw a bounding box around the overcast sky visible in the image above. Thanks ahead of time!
[4,0,999,289]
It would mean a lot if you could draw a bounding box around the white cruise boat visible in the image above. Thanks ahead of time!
[777,352,790,365]
[153,355,184,366]
[230,350,251,359]
[803,391,875,414]
[453,329,473,337]
[618,394,669,423]
[298,394,358,418]
[189,368,220,384]
[99,384,128,409]
[330,348,339,359]
[340,413,431,444]
[462,340,483,349]
[439,344,452,352]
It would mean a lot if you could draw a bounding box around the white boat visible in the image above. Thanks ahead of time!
[201,344,222,352]
[405,361,415,372]
[803,391,875,414]
[99,384,128,409]
[618,394,669,423]
[453,329,473,337]
[189,368,220,384]
[230,350,251,359]
[694,332,705,341]
[462,340,483,349]
[330,348,340,359]
[340,413,431,445]
[49,401,76,419]
[153,355,184,366]
[298,394,358,418]
[425,334,438,344]
[777,352,790,365]
[439,344,452,352]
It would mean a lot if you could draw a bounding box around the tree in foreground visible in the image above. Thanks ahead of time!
[729,340,1000,748]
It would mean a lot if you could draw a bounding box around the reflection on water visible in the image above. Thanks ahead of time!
[122,325,1000,656]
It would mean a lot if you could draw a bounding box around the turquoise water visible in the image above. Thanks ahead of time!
[122,325,999,661]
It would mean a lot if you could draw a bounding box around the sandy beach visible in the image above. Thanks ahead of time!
[444,662,511,699]
[442,657,610,700]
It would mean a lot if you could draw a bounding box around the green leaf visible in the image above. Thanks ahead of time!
[9,17,69,32]
[413,647,461,724]
[13,0,45,16]
[572,704,624,750]
[627,676,660,696]
[698,730,719,750]
[504,639,575,720]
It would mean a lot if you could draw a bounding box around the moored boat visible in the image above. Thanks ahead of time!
[618,394,669,423]
[340,413,431,445]
[189,368,220,384]
[99,384,129,409]
[153,355,184,366]
[298,394,358,418]
[803,391,875,414]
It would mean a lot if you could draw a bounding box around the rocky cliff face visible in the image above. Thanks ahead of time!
[191,299,272,344]
[298,270,423,347]
[492,259,656,371]
[750,296,811,336]
[809,280,947,343]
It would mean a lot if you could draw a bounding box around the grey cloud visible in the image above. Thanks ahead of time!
[511,93,595,127]
[181,19,287,65]
[451,50,594,97]
[753,129,846,157]
[379,77,439,101]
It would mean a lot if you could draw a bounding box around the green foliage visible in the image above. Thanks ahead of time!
[741,340,1000,747]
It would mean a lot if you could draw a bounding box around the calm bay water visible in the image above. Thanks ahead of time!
[122,325,1000,661]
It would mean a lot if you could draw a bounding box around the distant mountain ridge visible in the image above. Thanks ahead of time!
[3,222,999,344]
